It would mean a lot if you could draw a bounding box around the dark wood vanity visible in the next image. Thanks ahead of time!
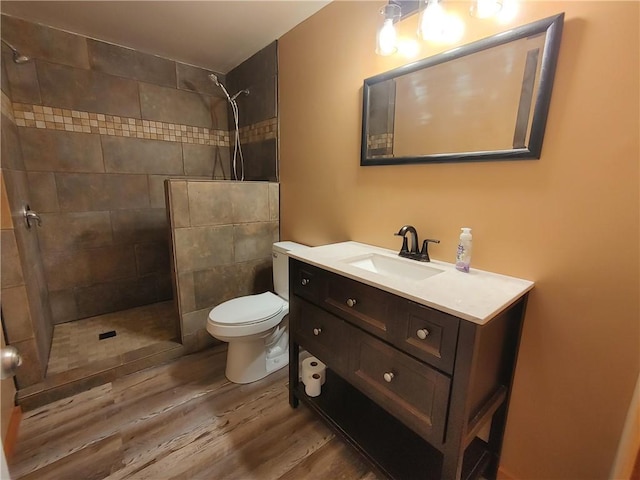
[288,257,529,480]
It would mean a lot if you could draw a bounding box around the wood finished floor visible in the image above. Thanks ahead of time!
[9,345,383,480]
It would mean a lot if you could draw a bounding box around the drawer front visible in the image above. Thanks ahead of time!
[291,260,326,304]
[349,327,450,444]
[395,301,459,374]
[291,298,349,376]
[324,273,398,342]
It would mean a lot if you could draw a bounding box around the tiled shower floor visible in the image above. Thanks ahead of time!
[47,301,179,375]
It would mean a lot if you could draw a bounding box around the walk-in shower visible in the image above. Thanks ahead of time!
[209,73,249,181]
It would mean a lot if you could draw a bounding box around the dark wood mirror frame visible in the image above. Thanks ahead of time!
[361,13,564,166]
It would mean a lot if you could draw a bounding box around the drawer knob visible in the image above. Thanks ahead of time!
[313,328,322,336]
[416,328,430,340]
[383,372,395,383]
[301,278,310,286]
[346,298,357,307]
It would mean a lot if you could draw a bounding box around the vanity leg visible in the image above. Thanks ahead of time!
[289,341,299,408]
[441,451,464,480]
[485,403,508,479]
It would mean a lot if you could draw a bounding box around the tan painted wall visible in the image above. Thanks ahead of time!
[279,2,639,478]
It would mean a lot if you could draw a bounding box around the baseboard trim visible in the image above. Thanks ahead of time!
[3,405,22,459]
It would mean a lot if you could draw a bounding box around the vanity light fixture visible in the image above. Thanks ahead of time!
[469,0,503,19]
[376,3,402,56]
[417,0,446,41]
[417,0,465,44]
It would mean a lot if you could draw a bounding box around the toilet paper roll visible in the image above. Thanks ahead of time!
[304,373,322,397]
[301,356,326,386]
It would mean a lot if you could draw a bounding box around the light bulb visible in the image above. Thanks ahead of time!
[496,0,518,23]
[418,0,447,41]
[470,0,503,19]
[418,0,465,44]
[376,18,398,56]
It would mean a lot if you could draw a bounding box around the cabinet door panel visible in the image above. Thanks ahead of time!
[350,327,450,445]
[291,261,326,304]
[324,274,398,342]
[291,298,349,376]
[395,302,459,374]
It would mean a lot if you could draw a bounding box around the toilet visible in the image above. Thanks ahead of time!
[206,241,308,384]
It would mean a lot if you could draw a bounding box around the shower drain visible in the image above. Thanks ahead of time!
[98,330,117,340]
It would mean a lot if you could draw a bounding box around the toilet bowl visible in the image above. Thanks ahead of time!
[206,241,307,384]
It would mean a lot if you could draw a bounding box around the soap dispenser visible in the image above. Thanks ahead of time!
[455,228,472,272]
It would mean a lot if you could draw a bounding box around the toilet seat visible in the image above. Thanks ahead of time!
[207,292,289,339]
[210,292,285,326]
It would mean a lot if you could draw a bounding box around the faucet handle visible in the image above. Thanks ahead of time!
[419,239,440,262]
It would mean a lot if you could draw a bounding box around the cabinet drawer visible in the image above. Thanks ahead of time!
[291,261,326,304]
[395,301,459,374]
[291,298,349,375]
[324,273,398,342]
[349,327,450,444]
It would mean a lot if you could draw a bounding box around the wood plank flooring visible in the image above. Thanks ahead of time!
[9,345,383,480]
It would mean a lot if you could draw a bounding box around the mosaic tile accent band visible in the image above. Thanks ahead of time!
[10,102,277,147]
[367,132,394,156]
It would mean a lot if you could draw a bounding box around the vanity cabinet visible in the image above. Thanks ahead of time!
[289,258,529,480]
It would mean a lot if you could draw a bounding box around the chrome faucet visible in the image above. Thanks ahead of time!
[394,225,440,262]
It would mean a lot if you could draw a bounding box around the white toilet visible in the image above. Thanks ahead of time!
[206,241,307,384]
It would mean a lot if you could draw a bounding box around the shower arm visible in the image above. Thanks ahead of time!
[1,38,30,64]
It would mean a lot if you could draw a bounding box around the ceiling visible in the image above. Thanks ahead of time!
[0,1,332,74]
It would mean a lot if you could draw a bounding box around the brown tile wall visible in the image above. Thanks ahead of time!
[1,87,51,389]
[227,42,279,181]
[0,14,237,324]
[166,180,279,352]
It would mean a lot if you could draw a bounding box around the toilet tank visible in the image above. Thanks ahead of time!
[272,241,308,300]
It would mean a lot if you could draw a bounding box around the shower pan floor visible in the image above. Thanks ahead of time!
[47,301,179,375]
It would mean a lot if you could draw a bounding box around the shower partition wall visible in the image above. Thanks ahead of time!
[166,180,280,351]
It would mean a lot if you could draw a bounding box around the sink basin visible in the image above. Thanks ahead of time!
[343,253,443,281]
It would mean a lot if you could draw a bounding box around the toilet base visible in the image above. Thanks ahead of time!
[225,338,289,384]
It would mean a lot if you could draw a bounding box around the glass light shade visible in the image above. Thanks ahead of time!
[418,0,447,41]
[376,4,401,56]
[470,0,503,19]
[376,19,398,56]
[496,0,518,23]
[418,0,464,43]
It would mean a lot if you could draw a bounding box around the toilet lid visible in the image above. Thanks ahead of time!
[209,292,286,326]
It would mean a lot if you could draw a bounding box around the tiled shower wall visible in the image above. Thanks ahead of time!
[166,180,279,350]
[1,91,51,388]
[227,42,278,181]
[1,14,279,326]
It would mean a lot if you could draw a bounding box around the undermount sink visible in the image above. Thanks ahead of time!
[343,253,444,281]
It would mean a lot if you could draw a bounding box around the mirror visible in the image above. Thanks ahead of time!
[361,13,564,166]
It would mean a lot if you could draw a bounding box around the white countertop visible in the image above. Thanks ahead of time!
[288,241,534,325]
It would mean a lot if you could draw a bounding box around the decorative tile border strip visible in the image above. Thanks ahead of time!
[11,102,278,147]
[367,132,394,151]
[239,118,278,144]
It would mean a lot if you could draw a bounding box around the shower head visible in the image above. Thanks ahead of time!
[1,39,30,64]
[208,72,233,103]
[208,73,221,87]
